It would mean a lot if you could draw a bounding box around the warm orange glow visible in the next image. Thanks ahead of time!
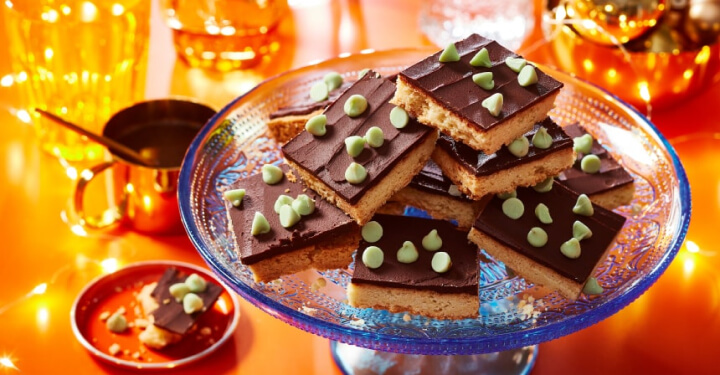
[583,59,594,72]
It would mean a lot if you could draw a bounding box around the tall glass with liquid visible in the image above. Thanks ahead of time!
[1,0,150,161]
[160,0,288,71]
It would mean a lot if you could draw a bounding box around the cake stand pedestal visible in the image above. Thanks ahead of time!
[331,342,537,375]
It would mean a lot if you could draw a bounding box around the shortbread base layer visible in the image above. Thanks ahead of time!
[245,232,359,283]
[375,201,407,216]
[468,228,600,300]
[286,131,438,225]
[432,146,576,200]
[590,183,635,210]
[267,110,322,144]
[347,283,479,320]
[390,186,481,230]
[391,75,558,155]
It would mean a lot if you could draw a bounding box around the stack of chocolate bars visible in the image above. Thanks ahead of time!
[223,34,634,320]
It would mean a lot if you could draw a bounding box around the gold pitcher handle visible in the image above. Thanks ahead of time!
[72,161,125,230]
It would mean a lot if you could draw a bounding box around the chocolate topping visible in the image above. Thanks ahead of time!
[269,81,353,119]
[150,268,223,335]
[408,160,473,201]
[282,72,435,204]
[352,215,480,295]
[399,34,563,131]
[474,182,626,283]
[557,124,635,195]
[226,165,358,265]
[436,118,573,176]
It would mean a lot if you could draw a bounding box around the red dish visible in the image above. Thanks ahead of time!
[71,261,240,370]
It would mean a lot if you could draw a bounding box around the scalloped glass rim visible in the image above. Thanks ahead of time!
[178,48,690,355]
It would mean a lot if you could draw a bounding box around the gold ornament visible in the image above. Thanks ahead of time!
[565,0,667,45]
[545,0,720,108]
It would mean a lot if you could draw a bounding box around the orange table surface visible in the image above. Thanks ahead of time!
[1,1,719,374]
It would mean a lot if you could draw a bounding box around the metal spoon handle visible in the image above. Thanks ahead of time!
[34,108,156,167]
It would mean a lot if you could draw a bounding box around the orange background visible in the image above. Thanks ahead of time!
[0,0,718,374]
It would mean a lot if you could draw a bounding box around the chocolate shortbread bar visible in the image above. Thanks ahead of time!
[391,33,563,154]
[557,124,635,209]
[348,214,480,319]
[468,182,626,300]
[282,71,438,225]
[224,164,360,282]
[267,81,353,144]
[433,118,575,199]
[388,160,481,229]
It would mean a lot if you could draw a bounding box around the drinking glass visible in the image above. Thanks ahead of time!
[160,0,288,71]
[1,0,151,162]
[418,0,535,51]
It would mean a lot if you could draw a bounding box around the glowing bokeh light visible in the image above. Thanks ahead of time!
[70,224,88,237]
[0,356,18,370]
[101,258,119,274]
[0,74,13,87]
[16,110,31,124]
[31,283,47,295]
[637,81,651,103]
[65,166,78,180]
[111,3,124,16]
[216,297,229,314]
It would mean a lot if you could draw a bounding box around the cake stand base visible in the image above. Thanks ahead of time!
[331,341,537,375]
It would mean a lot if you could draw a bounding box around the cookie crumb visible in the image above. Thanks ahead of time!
[286,170,297,182]
[108,343,121,356]
[300,305,318,315]
[99,311,111,321]
[200,327,212,336]
[403,314,412,322]
[310,277,326,292]
[348,319,365,327]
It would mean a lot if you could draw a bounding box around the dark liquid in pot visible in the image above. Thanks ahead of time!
[114,122,200,168]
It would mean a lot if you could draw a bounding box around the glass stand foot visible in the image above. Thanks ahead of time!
[331,341,537,375]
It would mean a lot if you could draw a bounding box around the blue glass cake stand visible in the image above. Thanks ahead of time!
[178,49,690,374]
